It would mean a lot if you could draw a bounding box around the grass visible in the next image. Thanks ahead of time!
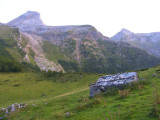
[42,41,68,64]
[6,47,24,62]
[0,65,160,119]
[0,25,25,63]
[0,72,100,108]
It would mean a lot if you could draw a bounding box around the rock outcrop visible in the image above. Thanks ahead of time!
[90,72,139,97]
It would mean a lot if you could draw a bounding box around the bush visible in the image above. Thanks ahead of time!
[149,85,160,118]
[118,89,129,99]
[46,70,53,77]
[13,84,20,87]
[44,70,64,78]
[75,98,101,112]
[58,60,79,72]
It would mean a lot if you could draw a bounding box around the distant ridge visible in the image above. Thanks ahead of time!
[111,29,160,58]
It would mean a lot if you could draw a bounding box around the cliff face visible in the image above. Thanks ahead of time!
[111,29,160,58]
[5,11,160,73]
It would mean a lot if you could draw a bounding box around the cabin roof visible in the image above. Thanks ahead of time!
[97,72,137,83]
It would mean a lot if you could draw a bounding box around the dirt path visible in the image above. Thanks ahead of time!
[26,87,89,104]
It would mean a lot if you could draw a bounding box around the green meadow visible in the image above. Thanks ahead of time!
[0,72,100,108]
[0,65,160,120]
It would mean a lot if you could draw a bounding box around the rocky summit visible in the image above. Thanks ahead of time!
[7,11,44,31]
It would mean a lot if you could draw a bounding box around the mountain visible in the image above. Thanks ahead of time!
[111,29,160,58]
[4,11,160,73]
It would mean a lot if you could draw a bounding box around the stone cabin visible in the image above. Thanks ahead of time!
[90,72,139,97]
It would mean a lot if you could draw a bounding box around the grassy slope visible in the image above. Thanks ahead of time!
[0,65,160,120]
[0,25,24,61]
[42,41,69,64]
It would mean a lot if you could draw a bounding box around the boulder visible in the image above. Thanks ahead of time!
[90,72,139,97]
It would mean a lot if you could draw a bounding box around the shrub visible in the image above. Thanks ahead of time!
[77,96,89,103]
[46,70,53,77]
[75,98,101,112]
[138,68,149,71]
[13,84,20,87]
[118,89,129,99]
[149,85,160,118]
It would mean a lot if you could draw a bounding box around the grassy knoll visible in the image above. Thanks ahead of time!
[1,65,160,120]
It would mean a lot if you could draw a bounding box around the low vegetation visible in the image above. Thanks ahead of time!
[0,65,160,119]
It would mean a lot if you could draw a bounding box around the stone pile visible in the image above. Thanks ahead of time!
[0,103,26,119]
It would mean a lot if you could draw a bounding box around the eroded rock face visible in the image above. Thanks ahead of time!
[90,72,139,97]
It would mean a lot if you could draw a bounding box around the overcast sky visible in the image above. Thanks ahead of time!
[0,0,160,37]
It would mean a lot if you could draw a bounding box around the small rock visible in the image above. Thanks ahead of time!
[17,104,21,108]
[1,108,4,110]
[152,74,157,77]
[40,93,46,97]
[65,112,70,116]
[20,103,24,108]
[5,109,8,115]
[11,104,16,112]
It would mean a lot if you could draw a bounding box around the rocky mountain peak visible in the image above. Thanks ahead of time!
[7,11,44,31]
[25,11,40,16]
[110,28,134,42]
[120,28,133,35]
